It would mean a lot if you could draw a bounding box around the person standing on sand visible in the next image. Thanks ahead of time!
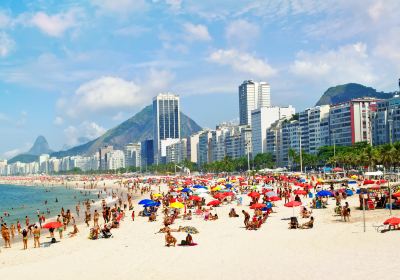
[17,220,21,235]
[1,223,11,248]
[76,204,80,217]
[85,211,90,227]
[10,224,15,239]
[131,210,135,221]
[22,228,28,250]
[242,210,250,227]
[25,216,29,227]
[33,225,40,248]
[93,210,99,227]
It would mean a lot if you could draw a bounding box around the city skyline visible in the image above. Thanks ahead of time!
[1,0,400,159]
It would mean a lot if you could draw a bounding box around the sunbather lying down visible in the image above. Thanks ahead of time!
[156,225,179,234]
[300,217,314,229]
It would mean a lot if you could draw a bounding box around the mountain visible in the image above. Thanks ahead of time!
[315,83,394,106]
[51,105,202,157]
[8,136,53,164]
[28,135,53,155]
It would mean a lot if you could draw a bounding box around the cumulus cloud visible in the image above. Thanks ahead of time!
[0,10,11,28]
[59,69,174,118]
[225,19,259,48]
[91,0,147,15]
[64,121,106,147]
[30,9,81,37]
[0,32,15,57]
[53,116,64,126]
[208,49,277,79]
[289,42,377,85]
[183,23,211,41]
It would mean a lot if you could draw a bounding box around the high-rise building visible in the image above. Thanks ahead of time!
[329,98,379,146]
[239,80,271,125]
[372,96,400,145]
[166,138,187,164]
[124,143,141,170]
[153,93,180,164]
[198,130,212,166]
[186,132,201,164]
[141,139,154,170]
[98,145,113,170]
[251,106,295,156]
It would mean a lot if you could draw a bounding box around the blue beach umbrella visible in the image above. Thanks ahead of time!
[346,189,354,196]
[317,190,333,197]
[193,185,207,189]
[139,199,153,205]
[225,184,233,189]
[143,201,160,207]
[181,188,192,193]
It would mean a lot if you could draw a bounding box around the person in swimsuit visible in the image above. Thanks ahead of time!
[33,225,41,248]
[22,228,28,250]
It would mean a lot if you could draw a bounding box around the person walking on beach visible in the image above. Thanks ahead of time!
[17,220,21,235]
[242,210,250,227]
[85,211,91,227]
[33,225,40,248]
[131,210,135,221]
[94,210,99,227]
[25,216,29,227]
[1,223,11,248]
[10,224,15,239]
[22,228,28,250]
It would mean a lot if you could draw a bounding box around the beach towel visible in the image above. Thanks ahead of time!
[178,243,198,247]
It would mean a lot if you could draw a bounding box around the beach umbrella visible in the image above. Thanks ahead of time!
[207,200,221,206]
[180,226,199,234]
[345,189,354,196]
[143,201,160,207]
[265,191,278,197]
[367,184,381,190]
[248,191,260,198]
[193,185,207,189]
[383,217,400,226]
[195,188,208,193]
[317,190,333,197]
[153,193,163,198]
[42,222,63,229]
[284,201,302,217]
[170,202,184,209]
[139,199,153,205]
[294,190,307,195]
[181,188,193,193]
[225,184,233,189]
[189,195,202,202]
[393,192,400,198]
[214,193,226,200]
[250,203,266,209]
[268,196,281,202]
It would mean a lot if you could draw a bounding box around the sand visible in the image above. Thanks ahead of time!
[0,182,399,280]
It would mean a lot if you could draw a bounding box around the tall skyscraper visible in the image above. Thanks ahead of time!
[239,80,271,125]
[153,93,181,164]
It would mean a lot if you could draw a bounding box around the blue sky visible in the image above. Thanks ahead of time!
[0,0,399,158]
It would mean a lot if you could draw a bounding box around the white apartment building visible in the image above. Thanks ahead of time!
[239,80,271,126]
[106,150,125,170]
[251,106,295,156]
[124,143,141,169]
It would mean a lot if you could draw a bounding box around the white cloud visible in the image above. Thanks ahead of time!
[183,22,211,41]
[165,0,182,11]
[114,25,150,37]
[0,112,9,121]
[30,9,81,37]
[0,10,11,28]
[112,112,125,121]
[3,148,22,159]
[53,116,64,125]
[208,49,277,79]
[64,121,106,147]
[91,0,147,15]
[289,42,377,86]
[0,32,14,57]
[225,19,259,48]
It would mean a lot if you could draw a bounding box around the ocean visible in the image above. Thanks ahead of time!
[0,184,100,225]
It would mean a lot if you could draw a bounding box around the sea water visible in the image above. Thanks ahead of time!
[0,184,99,225]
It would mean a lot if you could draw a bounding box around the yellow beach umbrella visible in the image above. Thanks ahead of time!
[212,186,222,191]
[170,202,184,209]
[153,193,163,198]
[351,175,357,179]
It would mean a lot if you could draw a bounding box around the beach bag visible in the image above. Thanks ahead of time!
[51,238,56,243]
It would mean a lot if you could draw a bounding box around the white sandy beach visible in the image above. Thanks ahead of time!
[1,181,399,280]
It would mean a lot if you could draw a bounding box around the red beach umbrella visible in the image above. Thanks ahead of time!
[383,217,400,226]
[268,196,281,202]
[284,201,302,207]
[250,203,266,209]
[294,190,307,195]
[248,191,260,198]
[42,222,63,229]
[207,200,221,206]
[189,195,202,202]
[214,193,226,200]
